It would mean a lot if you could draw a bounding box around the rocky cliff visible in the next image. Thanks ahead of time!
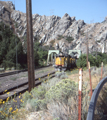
[0,1,107,54]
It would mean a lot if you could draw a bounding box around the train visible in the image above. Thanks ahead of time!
[54,52,76,71]
[47,50,81,71]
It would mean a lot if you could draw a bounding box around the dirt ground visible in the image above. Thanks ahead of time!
[0,67,54,89]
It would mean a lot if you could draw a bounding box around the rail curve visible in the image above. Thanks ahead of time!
[86,76,107,120]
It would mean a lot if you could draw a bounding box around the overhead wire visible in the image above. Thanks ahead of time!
[13,0,20,108]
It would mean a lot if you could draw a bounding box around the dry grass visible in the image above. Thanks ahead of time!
[68,67,106,90]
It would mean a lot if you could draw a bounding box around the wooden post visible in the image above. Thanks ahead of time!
[26,0,35,92]
[101,62,103,80]
[88,62,92,98]
[78,68,83,120]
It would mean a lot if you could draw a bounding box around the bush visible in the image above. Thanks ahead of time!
[57,35,64,40]
[66,36,74,43]
[31,86,46,99]
[76,54,87,68]
[21,91,32,107]
[45,79,78,104]
[25,98,46,112]
[76,53,107,68]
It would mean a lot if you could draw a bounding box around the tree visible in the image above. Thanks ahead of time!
[0,22,27,69]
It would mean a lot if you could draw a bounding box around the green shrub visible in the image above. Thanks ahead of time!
[57,35,64,40]
[66,36,74,43]
[33,41,48,67]
[45,79,78,104]
[21,91,32,107]
[31,86,46,99]
[76,53,107,68]
[76,54,87,68]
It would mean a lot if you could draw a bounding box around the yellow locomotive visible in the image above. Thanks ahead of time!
[47,50,81,71]
[54,52,76,71]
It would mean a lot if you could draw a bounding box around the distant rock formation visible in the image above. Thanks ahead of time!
[0,1,107,54]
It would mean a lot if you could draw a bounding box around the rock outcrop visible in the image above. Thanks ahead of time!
[0,1,107,54]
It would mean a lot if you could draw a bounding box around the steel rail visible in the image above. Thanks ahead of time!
[0,71,55,101]
[0,65,50,77]
[86,76,107,120]
[0,69,27,77]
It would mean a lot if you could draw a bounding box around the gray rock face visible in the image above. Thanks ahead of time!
[45,15,59,30]
[1,1,107,54]
[11,11,21,21]
[55,13,72,35]
[40,35,46,43]
[6,1,15,10]
[33,14,39,20]
[105,16,107,22]
[71,16,76,22]
[0,4,5,15]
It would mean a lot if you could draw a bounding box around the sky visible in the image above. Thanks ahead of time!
[2,0,107,23]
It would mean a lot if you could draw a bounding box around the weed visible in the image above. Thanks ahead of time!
[11,77,17,81]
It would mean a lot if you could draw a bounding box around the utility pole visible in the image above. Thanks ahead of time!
[86,29,89,68]
[26,0,35,92]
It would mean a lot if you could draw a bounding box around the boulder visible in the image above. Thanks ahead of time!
[33,14,39,20]
[71,16,76,22]
[78,20,85,29]
[54,13,72,35]
[0,3,5,15]
[11,11,21,21]
[6,1,15,10]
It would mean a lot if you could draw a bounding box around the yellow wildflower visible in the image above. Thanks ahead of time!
[0,99,3,102]
[12,110,16,114]
[5,114,8,117]
[0,111,5,115]
[19,96,21,98]
[16,109,18,112]
[6,97,9,101]
[13,99,17,102]
[3,101,5,104]
[9,107,13,112]
[0,101,2,104]
[7,92,10,95]
[20,99,24,103]
[3,90,7,93]
[39,78,41,80]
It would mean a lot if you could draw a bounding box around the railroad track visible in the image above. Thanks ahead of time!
[0,70,55,101]
[0,69,27,77]
[0,65,50,77]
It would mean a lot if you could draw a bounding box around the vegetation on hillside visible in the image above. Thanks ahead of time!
[57,35,74,43]
[33,41,48,67]
[76,52,107,68]
[0,22,49,70]
[0,22,27,69]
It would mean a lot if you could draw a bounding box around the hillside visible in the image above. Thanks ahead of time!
[0,1,107,54]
